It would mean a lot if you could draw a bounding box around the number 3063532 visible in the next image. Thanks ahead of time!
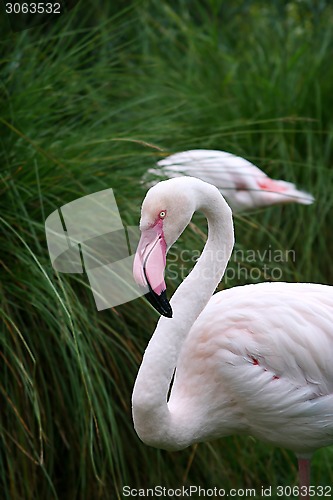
[5,3,61,14]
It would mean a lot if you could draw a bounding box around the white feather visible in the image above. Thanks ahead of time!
[146,149,314,212]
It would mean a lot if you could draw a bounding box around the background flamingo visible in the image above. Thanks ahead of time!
[132,177,333,499]
[146,149,314,212]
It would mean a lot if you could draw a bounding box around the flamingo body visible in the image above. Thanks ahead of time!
[169,282,333,456]
[147,149,314,212]
[132,176,332,493]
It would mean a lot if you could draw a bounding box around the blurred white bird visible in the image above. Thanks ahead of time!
[133,177,332,499]
[146,149,314,212]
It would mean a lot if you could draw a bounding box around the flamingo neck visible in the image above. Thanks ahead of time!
[132,183,234,450]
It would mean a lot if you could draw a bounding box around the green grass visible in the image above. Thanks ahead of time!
[1,1,333,498]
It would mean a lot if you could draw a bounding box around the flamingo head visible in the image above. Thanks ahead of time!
[133,178,197,318]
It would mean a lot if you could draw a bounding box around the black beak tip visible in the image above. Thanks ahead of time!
[162,304,173,318]
[145,289,173,318]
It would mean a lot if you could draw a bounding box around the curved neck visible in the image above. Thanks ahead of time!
[132,183,234,449]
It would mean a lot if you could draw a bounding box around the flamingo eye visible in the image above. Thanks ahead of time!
[159,210,166,219]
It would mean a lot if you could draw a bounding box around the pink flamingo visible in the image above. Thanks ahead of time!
[132,177,332,500]
[147,149,314,212]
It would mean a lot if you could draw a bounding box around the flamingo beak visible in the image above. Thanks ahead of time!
[133,225,173,318]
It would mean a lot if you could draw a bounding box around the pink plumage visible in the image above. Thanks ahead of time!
[132,177,331,500]
[147,149,314,212]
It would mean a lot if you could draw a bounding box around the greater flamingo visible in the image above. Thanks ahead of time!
[132,176,333,499]
[146,149,314,212]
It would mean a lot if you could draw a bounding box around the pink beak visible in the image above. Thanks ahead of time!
[133,224,172,318]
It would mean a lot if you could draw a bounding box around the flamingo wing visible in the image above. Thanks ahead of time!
[168,282,333,454]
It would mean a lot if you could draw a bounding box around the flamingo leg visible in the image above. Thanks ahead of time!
[298,458,311,500]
